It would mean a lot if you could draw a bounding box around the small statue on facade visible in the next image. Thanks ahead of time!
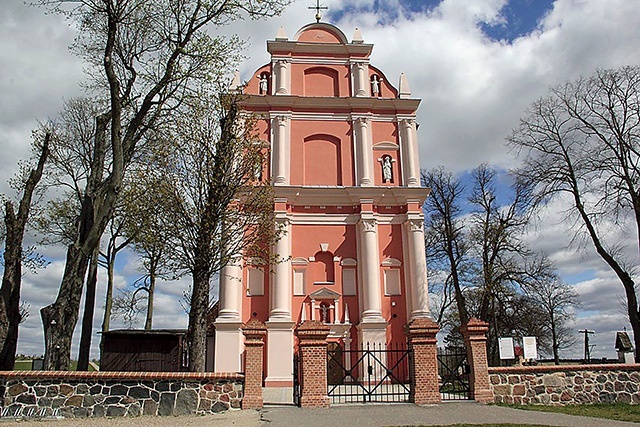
[382,155,392,182]
[259,73,269,95]
[371,75,382,97]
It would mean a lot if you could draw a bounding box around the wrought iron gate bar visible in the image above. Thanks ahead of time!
[327,342,412,404]
[437,347,471,400]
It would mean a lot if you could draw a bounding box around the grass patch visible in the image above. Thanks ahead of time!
[509,403,640,423]
[10,360,99,371]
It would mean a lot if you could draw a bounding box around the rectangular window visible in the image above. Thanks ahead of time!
[384,269,401,296]
[342,268,356,296]
[247,268,264,296]
[293,269,305,295]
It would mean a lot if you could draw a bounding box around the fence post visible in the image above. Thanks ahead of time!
[404,317,441,404]
[460,318,493,403]
[241,319,267,409]
[295,320,331,408]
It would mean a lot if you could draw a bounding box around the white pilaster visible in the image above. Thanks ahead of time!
[274,59,290,95]
[399,118,420,187]
[404,216,430,319]
[272,115,290,185]
[351,61,368,97]
[355,117,373,186]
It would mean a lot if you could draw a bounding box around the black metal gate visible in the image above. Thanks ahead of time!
[327,343,412,404]
[437,347,470,400]
[293,353,301,406]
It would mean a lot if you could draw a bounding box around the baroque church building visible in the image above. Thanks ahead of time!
[212,21,431,387]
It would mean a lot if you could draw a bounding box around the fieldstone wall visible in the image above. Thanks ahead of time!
[489,364,640,405]
[0,371,243,419]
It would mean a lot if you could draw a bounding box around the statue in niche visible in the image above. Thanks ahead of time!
[371,75,382,97]
[259,73,269,95]
[382,155,393,182]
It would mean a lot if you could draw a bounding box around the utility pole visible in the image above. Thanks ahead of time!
[579,329,595,362]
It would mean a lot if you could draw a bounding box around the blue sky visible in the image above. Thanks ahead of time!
[2,0,640,360]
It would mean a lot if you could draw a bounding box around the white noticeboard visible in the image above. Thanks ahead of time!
[523,336,538,360]
[498,337,515,359]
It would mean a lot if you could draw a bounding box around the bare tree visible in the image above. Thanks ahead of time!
[36,0,290,370]
[522,275,580,364]
[422,168,470,326]
[509,66,640,361]
[0,132,49,370]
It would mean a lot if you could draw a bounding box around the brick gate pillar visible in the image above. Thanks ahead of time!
[242,319,267,409]
[404,318,441,404]
[460,318,493,403]
[295,320,331,408]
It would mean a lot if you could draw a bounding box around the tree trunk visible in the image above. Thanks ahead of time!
[188,266,210,372]
[41,245,92,370]
[0,205,23,371]
[550,318,559,365]
[99,253,115,360]
[77,246,100,371]
[145,265,156,330]
[0,135,49,370]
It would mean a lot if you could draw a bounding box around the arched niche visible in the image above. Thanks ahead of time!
[303,134,342,186]
[304,67,339,97]
[313,251,335,284]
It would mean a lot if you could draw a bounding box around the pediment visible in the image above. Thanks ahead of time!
[373,141,399,151]
[309,287,341,300]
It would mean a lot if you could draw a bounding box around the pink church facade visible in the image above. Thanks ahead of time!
[213,22,431,387]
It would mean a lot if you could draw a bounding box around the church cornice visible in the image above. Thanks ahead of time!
[240,95,420,115]
[273,186,430,206]
[267,41,373,58]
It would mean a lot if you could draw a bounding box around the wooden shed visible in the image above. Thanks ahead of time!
[100,329,189,372]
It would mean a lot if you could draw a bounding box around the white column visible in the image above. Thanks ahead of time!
[274,59,290,95]
[400,118,420,187]
[355,117,373,186]
[271,216,292,319]
[351,62,368,97]
[405,216,430,319]
[272,115,289,185]
[359,218,382,320]
[217,255,242,320]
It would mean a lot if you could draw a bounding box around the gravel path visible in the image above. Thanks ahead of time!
[0,402,636,427]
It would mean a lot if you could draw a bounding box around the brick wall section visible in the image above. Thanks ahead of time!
[296,320,330,408]
[404,318,441,404]
[0,371,243,418]
[489,364,640,405]
[460,318,493,403]
[241,319,267,410]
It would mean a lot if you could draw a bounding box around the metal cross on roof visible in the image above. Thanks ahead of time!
[309,0,328,23]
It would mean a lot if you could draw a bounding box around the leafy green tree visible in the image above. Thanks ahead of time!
[149,86,280,371]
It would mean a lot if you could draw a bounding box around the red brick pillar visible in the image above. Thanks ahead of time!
[460,318,493,403]
[404,318,441,404]
[295,320,330,408]
[242,319,267,409]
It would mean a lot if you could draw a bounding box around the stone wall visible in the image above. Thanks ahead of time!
[489,364,640,405]
[0,371,243,419]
